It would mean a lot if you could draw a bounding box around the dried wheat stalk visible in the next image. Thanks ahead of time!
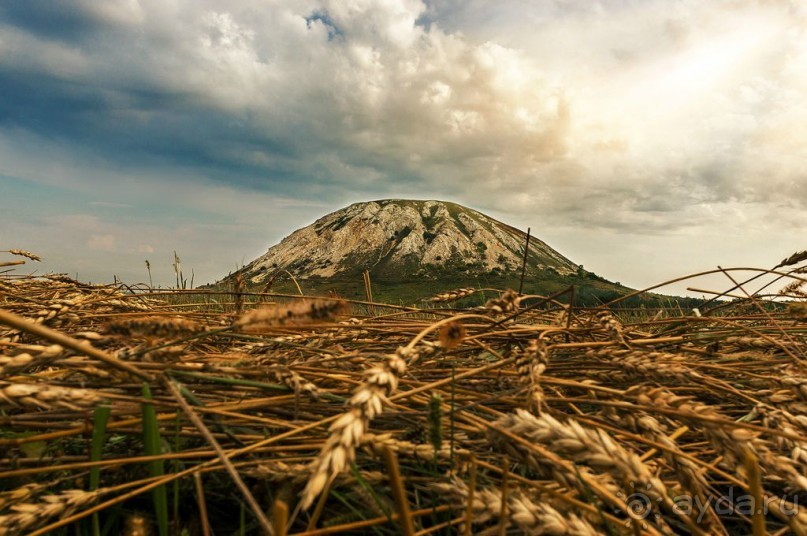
[2,259,806,535]
[248,462,385,487]
[724,336,782,350]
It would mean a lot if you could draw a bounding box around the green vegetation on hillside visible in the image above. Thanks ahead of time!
[233,270,701,309]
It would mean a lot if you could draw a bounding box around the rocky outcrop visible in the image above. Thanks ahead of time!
[239,199,579,282]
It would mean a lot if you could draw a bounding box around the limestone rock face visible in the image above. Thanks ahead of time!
[239,199,579,282]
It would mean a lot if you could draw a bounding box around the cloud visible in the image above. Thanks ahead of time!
[87,234,116,252]
[90,201,132,209]
[0,1,570,196]
[138,244,155,253]
[1,0,805,288]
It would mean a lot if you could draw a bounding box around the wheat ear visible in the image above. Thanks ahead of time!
[492,409,683,531]
[0,382,101,410]
[515,339,549,413]
[585,347,700,383]
[274,366,320,400]
[0,489,102,535]
[235,299,347,330]
[0,344,64,375]
[105,317,205,338]
[432,478,599,535]
[484,289,521,315]
[7,249,42,262]
[430,288,477,303]
[299,348,408,508]
[593,310,628,345]
[634,387,807,493]
[361,432,466,461]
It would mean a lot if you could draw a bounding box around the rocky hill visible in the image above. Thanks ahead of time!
[236,199,582,283]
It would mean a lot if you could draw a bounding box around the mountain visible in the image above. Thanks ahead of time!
[236,199,582,284]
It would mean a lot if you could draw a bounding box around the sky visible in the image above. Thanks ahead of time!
[0,0,805,295]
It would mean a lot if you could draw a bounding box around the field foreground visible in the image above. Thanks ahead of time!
[1,263,807,535]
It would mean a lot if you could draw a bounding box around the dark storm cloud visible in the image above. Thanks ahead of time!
[0,24,313,196]
[0,1,103,41]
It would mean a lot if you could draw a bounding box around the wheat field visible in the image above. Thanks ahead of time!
[1,249,807,535]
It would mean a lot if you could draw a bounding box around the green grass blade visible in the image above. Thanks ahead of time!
[328,490,386,535]
[427,394,443,455]
[349,462,391,520]
[142,383,169,536]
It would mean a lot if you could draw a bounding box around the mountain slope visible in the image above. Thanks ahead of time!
[237,199,581,283]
